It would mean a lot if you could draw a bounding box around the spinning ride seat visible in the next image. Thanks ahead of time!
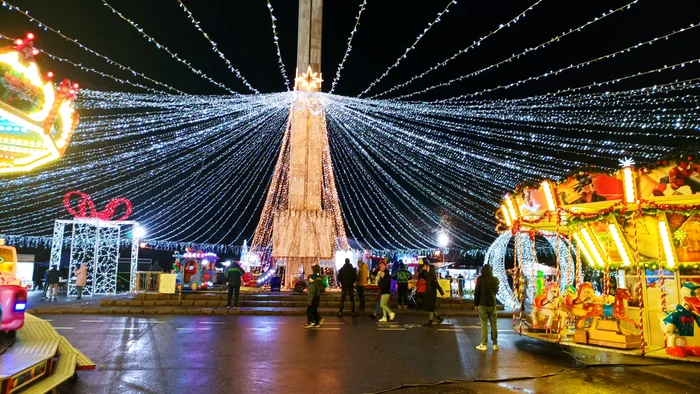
[0,244,27,333]
[182,260,197,285]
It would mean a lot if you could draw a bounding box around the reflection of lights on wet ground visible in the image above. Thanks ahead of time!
[498,383,534,393]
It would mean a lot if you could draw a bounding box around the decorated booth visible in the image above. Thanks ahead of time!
[497,153,700,360]
[172,249,218,291]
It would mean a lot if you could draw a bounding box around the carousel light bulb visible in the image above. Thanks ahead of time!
[658,221,676,268]
[505,195,518,221]
[581,228,606,268]
[500,204,512,226]
[541,180,556,211]
[573,232,596,268]
[608,223,632,267]
[623,166,636,203]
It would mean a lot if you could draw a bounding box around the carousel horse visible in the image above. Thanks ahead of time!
[564,282,604,328]
[609,288,640,328]
[531,282,565,331]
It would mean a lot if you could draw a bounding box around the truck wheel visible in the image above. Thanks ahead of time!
[294,282,306,293]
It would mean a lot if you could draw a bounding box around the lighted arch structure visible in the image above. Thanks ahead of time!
[484,231,577,308]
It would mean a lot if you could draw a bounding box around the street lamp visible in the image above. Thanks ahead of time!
[438,233,449,248]
[437,233,449,265]
[134,226,146,239]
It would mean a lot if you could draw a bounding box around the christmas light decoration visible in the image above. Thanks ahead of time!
[101,0,240,95]
[358,0,459,97]
[392,0,643,99]
[372,0,544,99]
[0,37,79,174]
[608,222,632,267]
[658,219,676,268]
[330,0,368,94]
[541,180,556,211]
[0,1,184,94]
[622,166,637,204]
[176,0,259,94]
[501,205,512,227]
[426,21,700,101]
[485,231,573,308]
[266,0,291,91]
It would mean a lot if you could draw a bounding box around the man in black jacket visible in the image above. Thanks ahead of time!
[47,267,60,301]
[337,258,358,317]
[474,264,500,351]
[226,262,245,309]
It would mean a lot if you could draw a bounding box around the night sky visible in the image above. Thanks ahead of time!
[1,0,699,99]
[1,0,700,258]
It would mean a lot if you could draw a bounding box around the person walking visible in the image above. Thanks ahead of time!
[474,264,500,351]
[337,258,357,317]
[304,265,325,328]
[73,263,87,300]
[47,266,60,301]
[42,269,49,300]
[356,259,369,310]
[423,265,444,327]
[377,262,395,322]
[392,262,413,309]
[226,261,245,309]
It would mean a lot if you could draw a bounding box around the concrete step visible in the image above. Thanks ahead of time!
[132,292,474,306]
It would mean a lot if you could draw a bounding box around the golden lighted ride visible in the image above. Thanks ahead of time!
[0,33,79,174]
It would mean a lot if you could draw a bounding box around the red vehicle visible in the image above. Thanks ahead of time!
[0,243,28,335]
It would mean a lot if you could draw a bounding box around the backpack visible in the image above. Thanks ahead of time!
[397,270,408,283]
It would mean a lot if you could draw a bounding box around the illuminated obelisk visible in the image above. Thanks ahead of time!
[251,0,349,288]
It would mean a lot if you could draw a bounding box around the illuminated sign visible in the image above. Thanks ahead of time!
[0,34,79,174]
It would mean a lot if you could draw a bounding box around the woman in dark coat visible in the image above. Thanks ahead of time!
[423,265,445,327]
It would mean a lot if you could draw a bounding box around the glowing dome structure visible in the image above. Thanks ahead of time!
[0,33,79,174]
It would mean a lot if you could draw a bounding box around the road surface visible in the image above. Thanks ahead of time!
[37,314,700,393]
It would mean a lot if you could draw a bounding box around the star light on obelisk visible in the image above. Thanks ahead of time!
[294,66,324,92]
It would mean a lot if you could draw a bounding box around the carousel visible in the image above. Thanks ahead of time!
[496,154,700,360]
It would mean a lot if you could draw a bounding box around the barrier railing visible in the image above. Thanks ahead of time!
[134,271,161,293]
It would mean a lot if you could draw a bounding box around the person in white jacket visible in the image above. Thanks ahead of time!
[74,264,88,300]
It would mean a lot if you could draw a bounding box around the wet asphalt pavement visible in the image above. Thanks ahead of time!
[37,314,700,394]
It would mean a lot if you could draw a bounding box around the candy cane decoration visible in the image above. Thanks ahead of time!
[512,230,520,329]
[518,232,525,336]
[555,219,562,343]
[634,205,645,356]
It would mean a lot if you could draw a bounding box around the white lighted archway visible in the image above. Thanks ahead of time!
[484,231,574,308]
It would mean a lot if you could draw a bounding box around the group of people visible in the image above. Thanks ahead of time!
[329,258,456,327]
[40,263,88,300]
[314,258,501,352]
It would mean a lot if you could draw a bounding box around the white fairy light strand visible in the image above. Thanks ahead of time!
[0,1,184,94]
[330,0,368,94]
[357,0,459,97]
[176,0,259,94]
[100,0,240,95]
[396,0,640,100]
[372,0,544,99]
[0,35,170,95]
[266,0,291,91]
[439,22,700,100]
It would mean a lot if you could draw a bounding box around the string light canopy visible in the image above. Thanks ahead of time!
[0,1,696,256]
